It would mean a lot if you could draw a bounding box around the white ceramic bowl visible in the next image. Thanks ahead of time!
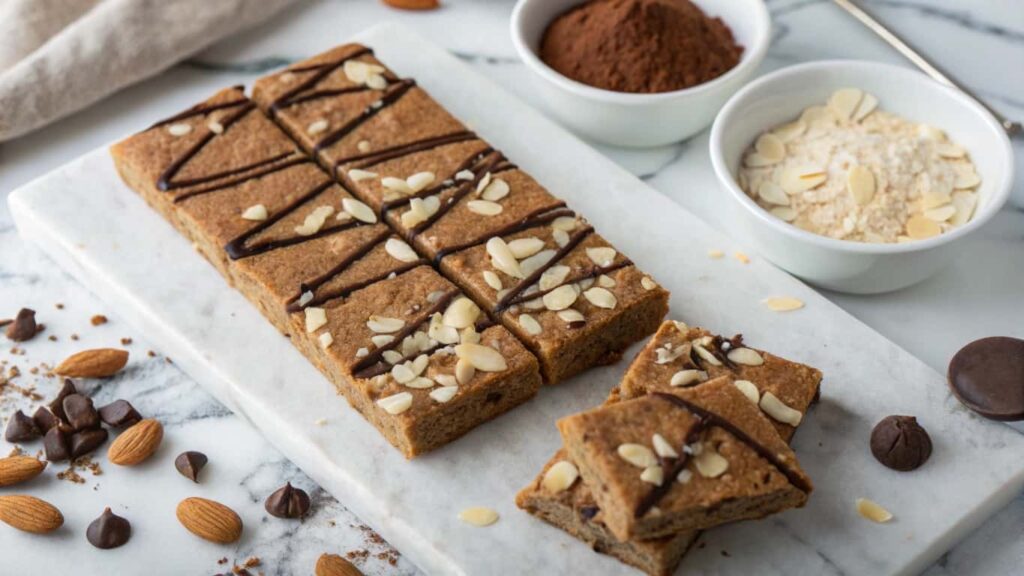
[710,60,1014,294]
[510,0,770,148]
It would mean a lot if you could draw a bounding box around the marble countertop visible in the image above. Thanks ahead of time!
[1,1,1021,574]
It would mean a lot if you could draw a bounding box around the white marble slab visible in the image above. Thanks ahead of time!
[9,22,1024,576]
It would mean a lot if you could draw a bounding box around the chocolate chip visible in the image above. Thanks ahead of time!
[71,428,109,459]
[4,410,40,442]
[97,400,142,428]
[870,415,932,471]
[86,508,131,549]
[49,379,79,421]
[43,425,72,462]
[32,406,62,433]
[63,394,100,431]
[5,308,37,342]
[264,482,310,519]
[174,451,208,483]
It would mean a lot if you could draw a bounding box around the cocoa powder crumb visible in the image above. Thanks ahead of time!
[91,315,108,326]
[70,334,79,341]
[55,303,65,310]
[120,338,133,345]
[540,0,743,93]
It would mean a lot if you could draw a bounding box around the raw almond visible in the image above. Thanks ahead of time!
[107,419,163,466]
[54,348,128,378]
[0,456,47,487]
[0,495,64,533]
[176,497,243,543]
[316,553,364,576]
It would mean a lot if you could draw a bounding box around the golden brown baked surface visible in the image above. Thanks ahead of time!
[251,44,669,383]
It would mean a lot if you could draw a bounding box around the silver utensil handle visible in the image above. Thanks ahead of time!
[833,0,1021,136]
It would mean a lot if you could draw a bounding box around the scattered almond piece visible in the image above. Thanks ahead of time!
[764,297,804,312]
[856,498,893,523]
[458,506,499,527]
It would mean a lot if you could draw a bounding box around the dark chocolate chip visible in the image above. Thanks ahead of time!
[4,410,40,442]
[86,508,131,549]
[32,406,62,433]
[174,451,208,483]
[49,379,78,421]
[870,415,932,471]
[71,428,109,459]
[579,506,599,520]
[63,394,100,431]
[264,482,310,519]
[5,308,37,342]
[948,336,1024,421]
[43,425,72,462]
[97,399,142,428]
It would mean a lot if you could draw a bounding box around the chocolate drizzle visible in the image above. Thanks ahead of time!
[633,392,812,519]
[269,46,374,112]
[405,150,508,241]
[148,96,249,130]
[173,156,311,204]
[341,130,478,169]
[432,204,572,264]
[351,289,459,378]
[494,225,595,313]
[376,147,494,219]
[315,79,417,154]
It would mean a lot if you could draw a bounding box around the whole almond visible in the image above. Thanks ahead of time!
[381,0,439,10]
[107,419,163,466]
[54,348,128,378]
[0,495,64,533]
[176,497,242,543]
[0,456,47,487]
[316,553,364,576]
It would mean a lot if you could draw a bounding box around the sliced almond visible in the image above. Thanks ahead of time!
[693,445,729,478]
[458,507,498,527]
[541,460,579,493]
[467,200,502,216]
[770,207,798,222]
[305,307,327,333]
[669,369,707,388]
[482,270,503,291]
[936,143,966,159]
[486,237,523,279]
[429,386,458,403]
[921,191,952,210]
[442,297,480,329]
[953,169,980,190]
[640,465,664,486]
[692,342,722,367]
[557,309,585,325]
[381,176,413,195]
[551,216,578,232]
[757,182,790,206]
[507,237,545,259]
[480,178,510,201]
[924,204,957,222]
[347,168,378,182]
[552,229,570,247]
[856,498,893,523]
[406,171,435,193]
[241,204,268,221]
[772,120,807,142]
[543,285,578,311]
[539,265,571,291]
[455,169,474,181]
[734,380,761,404]
[949,191,977,226]
[342,197,377,224]
[744,153,776,168]
[760,392,803,426]
[617,443,657,468]
[828,88,863,121]
[294,206,334,236]
[391,363,416,384]
[377,392,413,415]
[906,214,942,239]
[167,123,192,137]
[583,287,617,309]
[385,238,419,263]
[518,314,542,336]
[307,119,329,135]
[455,358,476,385]
[764,296,804,312]
[652,434,679,459]
[727,347,764,366]
[319,333,334,349]
[454,343,507,372]
[520,249,556,277]
[852,93,879,122]
[367,315,404,334]
[597,274,616,288]
[640,277,658,290]
[847,165,876,206]
[780,165,827,195]
[586,247,616,267]
[755,133,786,162]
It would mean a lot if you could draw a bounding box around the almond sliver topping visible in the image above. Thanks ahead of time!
[385,238,419,263]
[617,443,657,468]
[241,204,268,221]
[367,315,405,334]
[542,460,579,493]
[454,343,507,372]
[377,392,413,415]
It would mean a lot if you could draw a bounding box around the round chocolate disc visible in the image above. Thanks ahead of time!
[948,336,1024,421]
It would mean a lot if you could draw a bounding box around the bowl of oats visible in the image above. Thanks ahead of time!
[709,60,1013,294]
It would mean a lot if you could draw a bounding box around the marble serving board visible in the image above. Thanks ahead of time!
[9,23,1024,576]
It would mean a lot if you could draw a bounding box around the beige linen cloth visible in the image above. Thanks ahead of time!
[0,0,299,142]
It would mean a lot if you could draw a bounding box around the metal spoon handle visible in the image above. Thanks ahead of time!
[833,0,1021,136]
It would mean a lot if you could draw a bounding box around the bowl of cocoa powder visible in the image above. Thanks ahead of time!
[511,0,770,147]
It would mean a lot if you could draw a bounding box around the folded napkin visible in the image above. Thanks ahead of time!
[0,0,298,142]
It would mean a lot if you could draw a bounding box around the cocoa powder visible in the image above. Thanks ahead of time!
[540,0,743,94]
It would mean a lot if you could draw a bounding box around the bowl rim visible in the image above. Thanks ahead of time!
[509,0,772,105]
[709,59,1014,255]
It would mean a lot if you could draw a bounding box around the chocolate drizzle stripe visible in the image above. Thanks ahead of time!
[148,97,249,130]
[285,227,391,308]
[502,259,633,308]
[377,147,494,219]
[341,131,479,169]
[433,204,573,264]
[224,179,362,259]
[270,47,374,111]
[406,151,507,241]
[634,392,812,519]
[313,79,417,153]
[290,259,428,313]
[494,226,595,313]
[173,156,311,203]
[282,85,379,109]
[351,289,459,378]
